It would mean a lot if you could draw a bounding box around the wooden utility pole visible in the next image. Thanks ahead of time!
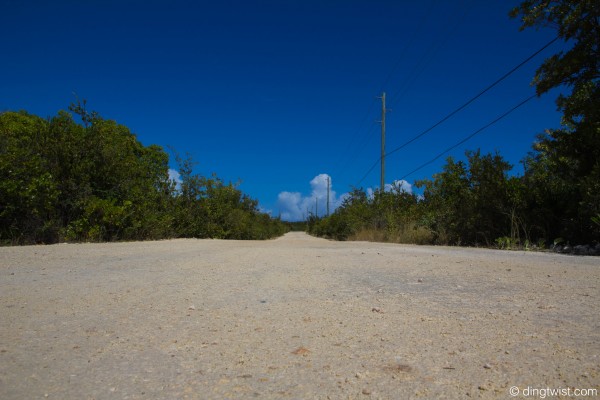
[326,176,330,216]
[379,92,386,191]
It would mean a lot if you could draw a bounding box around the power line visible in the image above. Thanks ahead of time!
[355,35,559,186]
[398,93,537,181]
[387,36,559,159]
[356,154,380,187]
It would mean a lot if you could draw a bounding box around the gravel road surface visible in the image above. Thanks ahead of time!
[1,232,599,399]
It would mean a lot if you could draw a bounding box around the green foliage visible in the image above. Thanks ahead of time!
[495,236,518,250]
[311,147,598,248]
[0,104,286,244]
[0,111,60,243]
[286,221,308,231]
[510,0,599,126]
[166,149,285,240]
[309,184,429,244]
[416,151,521,246]
[511,0,600,244]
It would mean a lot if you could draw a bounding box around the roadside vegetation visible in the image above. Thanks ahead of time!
[1,0,596,249]
[309,0,599,251]
[0,103,287,244]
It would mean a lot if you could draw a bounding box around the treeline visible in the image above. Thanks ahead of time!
[311,0,599,249]
[309,149,599,248]
[0,104,287,244]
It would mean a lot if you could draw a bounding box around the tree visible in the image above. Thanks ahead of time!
[416,157,472,244]
[417,151,518,246]
[510,0,599,125]
[511,0,600,243]
[0,111,60,243]
[1,104,286,244]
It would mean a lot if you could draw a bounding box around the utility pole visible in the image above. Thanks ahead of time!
[379,92,386,191]
[326,176,330,216]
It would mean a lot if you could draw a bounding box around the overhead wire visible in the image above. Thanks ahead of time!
[355,35,559,187]
[398,93,537,180]
[354,0,473,187]
[386,36,559,159]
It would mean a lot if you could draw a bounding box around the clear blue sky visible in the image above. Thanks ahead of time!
[1,0,567,220]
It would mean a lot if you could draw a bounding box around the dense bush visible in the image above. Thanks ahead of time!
[0,104,287,244]
[309,184,431,244]
[311,149,598,247]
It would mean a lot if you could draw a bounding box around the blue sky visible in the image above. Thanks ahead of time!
[2,0,568,220]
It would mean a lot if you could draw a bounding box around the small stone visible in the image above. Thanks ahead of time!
[188,305,196,310]
[483,363,492,369]
[291,347,310,356]
[362,388,371,395]
[355,372,364,379]
[417,278,423,283]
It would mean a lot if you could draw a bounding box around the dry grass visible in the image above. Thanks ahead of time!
[349,224,434,245]
[349,229,387,243]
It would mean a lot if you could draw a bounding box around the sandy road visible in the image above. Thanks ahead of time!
[0,232,599,399]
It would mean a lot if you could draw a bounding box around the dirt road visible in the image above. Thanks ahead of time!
[1,232,599,399]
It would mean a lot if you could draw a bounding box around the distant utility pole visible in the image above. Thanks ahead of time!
[326,176,330,217]
[379,92,387,191]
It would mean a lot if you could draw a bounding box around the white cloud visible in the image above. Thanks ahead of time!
[277,173,346,221]
[386,179,412,193]
[367,179,412,199]
[277,191,304,221]
[277,176,414,221]
[168,168,182,190]
[258,206,273,216]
